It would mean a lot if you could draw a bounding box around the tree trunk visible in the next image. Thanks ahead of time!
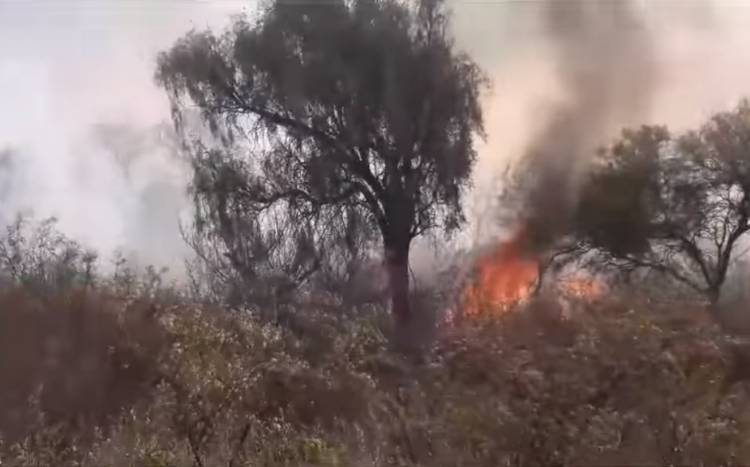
[384,234,421,354]
[706,283,721,309]
[385,240,411,324]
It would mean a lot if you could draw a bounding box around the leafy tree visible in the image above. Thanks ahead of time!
[537,101,750,306]
[156,0,485,326]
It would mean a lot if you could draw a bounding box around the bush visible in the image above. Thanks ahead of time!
[423,297,750,466]
[2,255,750,466]
[0,286,167,462]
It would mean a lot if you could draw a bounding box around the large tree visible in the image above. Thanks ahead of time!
[156,0,485,325]
[533,101,750,306]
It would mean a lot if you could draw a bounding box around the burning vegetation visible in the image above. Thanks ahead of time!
[5,0,750,464]
[461,227,605,317]
[462,228,539,315]
[2,216,750,467]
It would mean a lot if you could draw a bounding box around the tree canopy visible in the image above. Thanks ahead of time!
[544,101,750,304]
[156,0,485,326]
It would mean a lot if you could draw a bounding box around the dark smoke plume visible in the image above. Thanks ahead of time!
[520,0,657,250]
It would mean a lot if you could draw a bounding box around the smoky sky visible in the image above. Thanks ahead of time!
[0,0,239,273]
[521,0,658,247]
[1,0,750,276]
[453,0,750,247]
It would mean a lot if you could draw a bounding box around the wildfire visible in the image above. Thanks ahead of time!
[461,228,606,317]
[462,228,539,316]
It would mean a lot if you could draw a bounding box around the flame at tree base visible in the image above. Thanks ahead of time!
[462,228,539,316]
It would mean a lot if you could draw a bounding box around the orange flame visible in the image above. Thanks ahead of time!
[462,228,539,316]
[461,228,605,317]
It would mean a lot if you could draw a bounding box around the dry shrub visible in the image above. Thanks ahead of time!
[83,304,396,467]
[0,287,166,445]
[423,296,750,466]
[4,287,750,467]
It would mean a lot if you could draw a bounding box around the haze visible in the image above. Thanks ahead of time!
[1,0,750,271]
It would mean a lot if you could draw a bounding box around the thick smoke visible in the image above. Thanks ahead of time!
[521,0,657,249]
[0,149,19,211]
[86,122,191,273]
[0,124,190,275]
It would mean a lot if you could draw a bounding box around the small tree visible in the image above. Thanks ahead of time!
[0,214,98,293]
[156,0,485,327]
[538,101,750,306]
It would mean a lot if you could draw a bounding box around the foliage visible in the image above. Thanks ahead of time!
[512,100,750,305]
[155,0,486,322]
[0,214,97,294]
[0,286,166,450]
[3,262,750,467]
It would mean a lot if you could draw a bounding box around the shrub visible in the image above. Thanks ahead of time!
[3,276,750,466]
[0,286,167,462]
